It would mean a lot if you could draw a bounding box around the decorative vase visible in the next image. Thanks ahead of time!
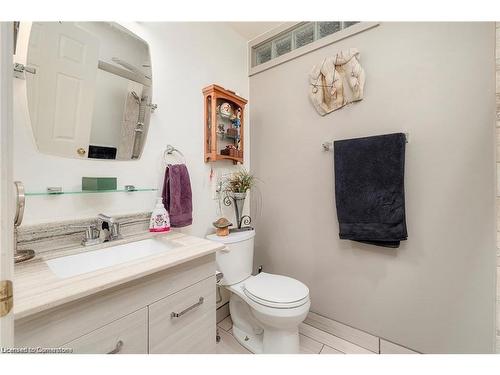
[225,191,251,229]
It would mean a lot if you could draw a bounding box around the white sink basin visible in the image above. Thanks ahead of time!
[46,237,181,278]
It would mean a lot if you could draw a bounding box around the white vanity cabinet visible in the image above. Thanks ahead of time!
[149,276,216,353]
[14,254,216,354]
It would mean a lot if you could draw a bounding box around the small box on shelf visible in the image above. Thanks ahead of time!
[82,177,117,191]
[220,146,243,158]
[226,128,239,139]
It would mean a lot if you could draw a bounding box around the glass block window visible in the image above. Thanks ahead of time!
[294,23,315,49]
[255,42,272,65]
[273,33,292,57]
[343,21,359,28]
[252,21,360,68]
[318,22,341,38]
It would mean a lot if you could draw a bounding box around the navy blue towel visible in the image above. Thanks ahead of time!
[334,133,407,248]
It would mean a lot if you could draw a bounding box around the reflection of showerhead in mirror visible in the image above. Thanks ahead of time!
[131,90,141,104]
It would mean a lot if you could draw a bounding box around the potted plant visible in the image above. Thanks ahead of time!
[220,168,256,229]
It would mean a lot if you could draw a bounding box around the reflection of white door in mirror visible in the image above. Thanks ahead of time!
[26,22,99,158]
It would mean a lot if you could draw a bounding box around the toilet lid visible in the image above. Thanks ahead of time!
[243,273,309,308]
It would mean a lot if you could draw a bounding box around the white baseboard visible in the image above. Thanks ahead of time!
[305,311,379,353]
[305,311,419,354]
[380,339,419,354]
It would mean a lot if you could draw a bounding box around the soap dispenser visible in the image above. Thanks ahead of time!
[149,198,170,232]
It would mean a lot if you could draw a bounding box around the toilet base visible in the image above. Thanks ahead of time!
[232,322,301,354]
[232,324,263,354]
[228,291,304,354]
[262,326,300,353]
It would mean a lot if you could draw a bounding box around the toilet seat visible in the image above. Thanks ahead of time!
[242,273,309,309]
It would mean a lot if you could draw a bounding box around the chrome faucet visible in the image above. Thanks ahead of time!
[71,223,101,246]
[97,213,122,242]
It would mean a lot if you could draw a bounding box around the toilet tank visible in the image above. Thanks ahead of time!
[206,229,255,286]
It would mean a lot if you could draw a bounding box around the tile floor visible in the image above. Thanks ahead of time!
[216,315,372,354]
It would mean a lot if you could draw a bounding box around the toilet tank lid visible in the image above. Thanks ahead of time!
[206,229,255,244]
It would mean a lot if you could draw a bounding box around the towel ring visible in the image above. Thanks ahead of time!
[163,144,186,164]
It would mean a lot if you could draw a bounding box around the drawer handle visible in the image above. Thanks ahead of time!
[107,340,124,354]
[170,297,204,318]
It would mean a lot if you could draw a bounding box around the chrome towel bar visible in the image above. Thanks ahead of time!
[322,132,409,151]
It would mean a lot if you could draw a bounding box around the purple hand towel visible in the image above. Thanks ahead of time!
[162,164,193,227]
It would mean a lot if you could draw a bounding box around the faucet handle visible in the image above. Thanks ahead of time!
[110,222,121,239]
[97,213,115,224]
[70,223,101,246]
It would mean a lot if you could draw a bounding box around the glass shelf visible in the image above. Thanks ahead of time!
[25,188,158,197]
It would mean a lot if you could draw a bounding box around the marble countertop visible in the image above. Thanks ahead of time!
[14,231,224,320]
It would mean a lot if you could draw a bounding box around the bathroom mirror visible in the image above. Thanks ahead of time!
[25,22,153,160]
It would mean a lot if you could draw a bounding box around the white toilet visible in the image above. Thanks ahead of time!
[207,229,310,354]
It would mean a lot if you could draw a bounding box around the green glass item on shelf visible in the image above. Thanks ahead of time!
[82,177,117,191]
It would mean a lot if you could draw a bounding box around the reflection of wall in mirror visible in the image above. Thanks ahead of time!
[89,69,143,151]
[77,22,151,78]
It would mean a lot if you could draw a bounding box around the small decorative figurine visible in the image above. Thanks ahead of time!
[217,123,225,137]
[219,102,233,118]
[213,217,232,236]
[220,145,236,156]
[231,108,242,128]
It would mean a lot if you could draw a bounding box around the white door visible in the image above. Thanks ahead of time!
[0,22,15,349]
[26,22,99,158]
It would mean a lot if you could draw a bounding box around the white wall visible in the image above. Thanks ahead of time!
[495,22,500,354]
[0,21,15,347]
[250,22,497,353]
[14,22,249,240]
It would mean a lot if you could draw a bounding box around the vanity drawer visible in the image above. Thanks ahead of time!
[149,276,216,354]
[65,308,148,354]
